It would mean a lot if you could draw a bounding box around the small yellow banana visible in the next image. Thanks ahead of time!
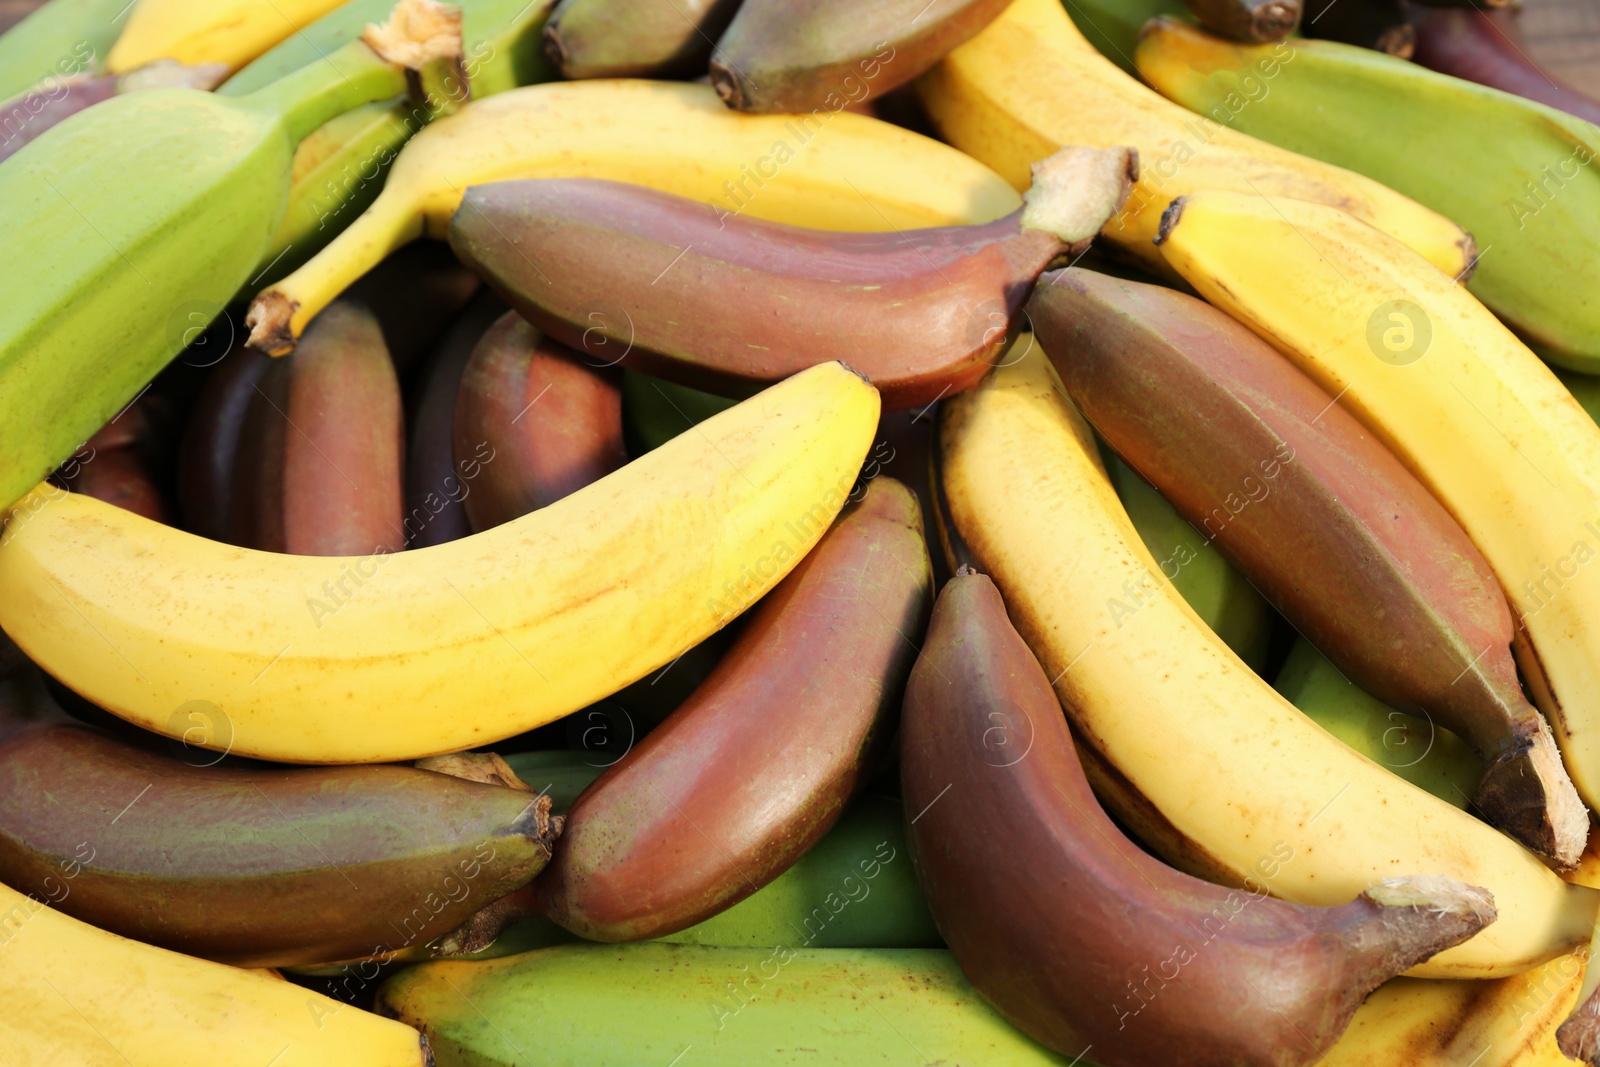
[107,0,353,75]
[914,0,1473,278]
[1154,190,1600,823]
[937,338,1598,979]
[245,78,1023,352]
[0,362,879,764]
[0,880,427,1066]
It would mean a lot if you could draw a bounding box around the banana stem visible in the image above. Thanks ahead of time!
[237,37,411,147]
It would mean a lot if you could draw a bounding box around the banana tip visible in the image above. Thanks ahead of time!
[245,292,300,356]
[1559,998,1600,1066]
[1153,196,1188,246]
[708,60,743,111]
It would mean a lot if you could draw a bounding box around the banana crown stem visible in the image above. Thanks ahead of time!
[1020,145,1138,250]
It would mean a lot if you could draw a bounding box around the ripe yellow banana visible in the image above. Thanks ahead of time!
[937,339,1598,979]
[1327,951,1582,1066]
[0,362,879,765]
[107,0,353,75]
[245,79,1023,352]
[0,879,428,1066]
[1153,191,1600,823]
[914,0,1471,277]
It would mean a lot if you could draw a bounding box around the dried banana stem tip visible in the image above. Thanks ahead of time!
[362,0,465,69]
[1021,146,1139,250]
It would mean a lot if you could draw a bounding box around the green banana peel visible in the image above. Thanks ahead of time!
[1274,637,1483,807]
[378,944,1065,1066]
[0,26,454,513]
[621,369,738,455]
[1103,450,1275,673]
[0,0,128,104]
[1558,366,1600,429]
[226,0,558,282]
[1134,22,1600,370]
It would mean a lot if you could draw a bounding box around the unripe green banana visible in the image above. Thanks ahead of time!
[1135,21,1600,370]
[224,0,559,282]
[1063,0,1189,76]
[0,0,124,104]
[377,944,1065,1065]
[1274,637,1484,808]
[0,3,461,515]
[621,370,736,455]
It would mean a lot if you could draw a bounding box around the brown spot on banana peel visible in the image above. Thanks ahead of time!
[708,0,1014,114]
[532,478,933,942]
[544,0,742,80]
[901,572,1495,1066]
[447,146,1133,411]
[1028,267,1588,869]
[0,723,559,968]
[453,311,628,532]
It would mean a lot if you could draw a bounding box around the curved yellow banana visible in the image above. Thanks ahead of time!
[0,880,427,1066]
[246,78,1023,352]
[914,0,1472,277]
[107,0,352,74]
[938,339,1597,979]
[0,362,879,764]
[1155,191,1600,822]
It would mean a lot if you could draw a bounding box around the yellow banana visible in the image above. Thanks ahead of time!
[1327,951,1583,1066]
[1154,190,1600,822]
[107,0,353,75]
[0,362,879,765]
[245,78,1022,352]
[0,879,428,1066]
[937,338,1598,979]
[914,0,1472,277]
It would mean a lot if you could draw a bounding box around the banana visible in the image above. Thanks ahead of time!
[178,346,274,542]
[447,148,1132,410]
[1135,21,1600,371]
[225,0,560,281]
[1274,638,1484,809]
[1029,265,1586,867]
[534,479,931,942]
[1324,950,1584,1066]
[229,300,405,555]
[0,717,558,968]
[64,394,174,525]
[914,0,1474,279]
[1061,0,1188,76]
[1302,0,1416,57]
[348,240,481,374]
[0,361,879,764]
[1412,7,1600,127]
[377,944,1065,1065]
[905,569,1492,1065]
[1154,190,1600,844]
[107,0,353,76]
[0,2,460,516]
[244,79,1025,354]
[0,0,125,104]
[454,311,627,532]
[937,338,1598,978]
[1103,451,1274,674]
[622,370,737,455]
[709,0,1012,113]
[0,879,431,1066]
[0,72,115,162]
[544,0,739,79]
[1183,0,1300,42]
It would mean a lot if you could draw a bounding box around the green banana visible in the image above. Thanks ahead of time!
[1063,0,1189,75]
[1560,368,1600,428]
[223,0,559,281]
[377,944,1065,1065]
[1134,22,1600,370]
[0,5,460,515]
[1274,637,1484,808]
[1102,450,1274,673]
[0,0,126,104]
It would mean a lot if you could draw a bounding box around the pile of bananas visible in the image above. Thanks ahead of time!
[3,0,1600,1063]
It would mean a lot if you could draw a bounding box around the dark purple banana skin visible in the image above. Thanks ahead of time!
[0,721,557,968]
[709,0,1013,113]
[533,478,932,942]
[449,177,1076,411]
[1028,266,1585,869]
[544,0,742,79]
[902,572,1493,1066]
